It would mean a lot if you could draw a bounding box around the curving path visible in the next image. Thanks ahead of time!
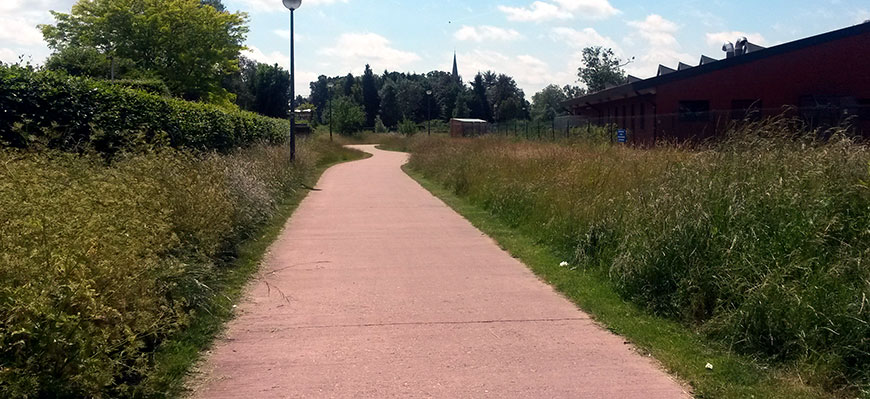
[192,145,690,398]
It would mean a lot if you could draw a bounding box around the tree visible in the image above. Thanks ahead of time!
[41,0,248,103]
[331,96,365,135]
[44,46,116,78]
[531,85,568,121]
[396,78,424,121]
[378,83,400,128]
[309,75,329,122]
[251,63,291,118]
[487,74,527,121]
[562,84,586,99]
[222,56,257,111]
[361,64,380,127]
[342,73,354,97]
[200,0,225,11]
[469,73,491,121]
[452,92,471,118]
[577,46,626,93]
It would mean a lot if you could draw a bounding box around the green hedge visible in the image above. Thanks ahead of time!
[0,65,290,154]
[109,79,172,97]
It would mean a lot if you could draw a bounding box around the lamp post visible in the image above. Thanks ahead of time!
[282,0,301,161]
[426,90,432,136]
[327,82,334,141]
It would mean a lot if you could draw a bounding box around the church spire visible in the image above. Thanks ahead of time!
[452,51,460,83]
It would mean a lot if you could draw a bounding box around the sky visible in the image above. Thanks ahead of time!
[2,0,869,98]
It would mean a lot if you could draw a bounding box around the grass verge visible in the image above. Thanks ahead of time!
[402,164,831,399]
[142,144,368,398]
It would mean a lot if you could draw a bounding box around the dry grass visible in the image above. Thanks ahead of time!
[406,120,870,395]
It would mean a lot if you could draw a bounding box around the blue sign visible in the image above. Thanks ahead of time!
[617,129,627,143]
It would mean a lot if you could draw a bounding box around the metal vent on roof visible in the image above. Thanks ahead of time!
[699,55,717,65]
[657,65,676,76]
[677,62,692,71]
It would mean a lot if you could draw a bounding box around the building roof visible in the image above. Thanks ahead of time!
[451,118,487,123]
[565,22,870,108]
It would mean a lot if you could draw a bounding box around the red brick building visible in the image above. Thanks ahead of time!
[564,23,870,144]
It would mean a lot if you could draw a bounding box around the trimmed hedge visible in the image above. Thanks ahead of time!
[109,79,172,97]
[0,65,290,154]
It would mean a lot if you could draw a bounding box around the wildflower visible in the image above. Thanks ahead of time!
[705,363,713,370]
[559,261,569,267]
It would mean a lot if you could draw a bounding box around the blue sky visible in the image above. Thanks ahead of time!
[2,0,868,97]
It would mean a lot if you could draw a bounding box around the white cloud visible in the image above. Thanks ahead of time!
[0,0,75,65]
[498,0,619,22]
[551,0,619,17]
[0,16,45,46]
[498,2,566,22]
[453,50,575,96]
[319,32,421,72]
[705,31,767,47]
[234,0,348,13]
[454,25,522,42]
[549,27,619,50]
[627,14,679,46]
[624,14,694,78]
[0,47,20,64]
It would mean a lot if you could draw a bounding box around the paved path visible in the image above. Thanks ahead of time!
[193,145,689,398]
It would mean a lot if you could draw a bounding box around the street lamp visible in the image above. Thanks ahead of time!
[327,82,334,141]
[426,89,432,136]
[282,0,301,161]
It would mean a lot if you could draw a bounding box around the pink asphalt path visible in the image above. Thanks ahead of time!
[192,145,690,398]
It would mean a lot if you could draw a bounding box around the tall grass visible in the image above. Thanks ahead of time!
[0,138,354,398]
[406,120,870,393]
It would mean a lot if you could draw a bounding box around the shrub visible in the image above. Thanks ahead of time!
[109,79,172,97]
[398,118,418,136]
[374,116,387,133]
[406,121,870,391]
[0,65,289,154]
[0,138,355,398]
[331,96,365,136]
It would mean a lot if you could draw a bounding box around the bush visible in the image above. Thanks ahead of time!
[331,96,365,136]
[109,79,171,97]
[0,65,289,155]
[374,116,387,133]
[0,138,359,398]
[406,121,870,391]
[398,118,418,136]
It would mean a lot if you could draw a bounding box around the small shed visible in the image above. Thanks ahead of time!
[450,118,488,137]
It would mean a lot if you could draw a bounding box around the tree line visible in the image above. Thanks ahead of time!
[307,66,533,134]
[308,45,628,135]
[36,0,630,131]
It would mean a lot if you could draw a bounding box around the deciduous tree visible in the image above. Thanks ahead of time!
[41,0,248,103]
[577,46,626,93]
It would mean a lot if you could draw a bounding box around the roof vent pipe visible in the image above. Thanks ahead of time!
[722,42,735,58]
[735,37,748,56]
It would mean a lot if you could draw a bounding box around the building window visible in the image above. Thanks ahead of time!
[630,104,636,131]
[678,100,710,122]
[731,99,763,121]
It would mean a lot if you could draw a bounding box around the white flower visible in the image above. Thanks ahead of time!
[559,261,569,267]
[705,363,714,370]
